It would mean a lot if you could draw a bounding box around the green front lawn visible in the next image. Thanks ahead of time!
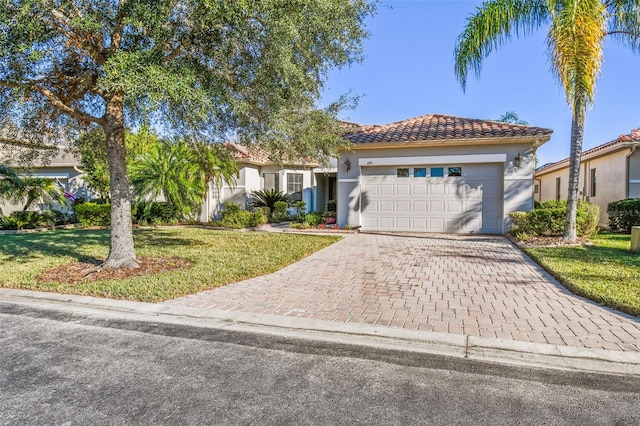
[0,227,340,302]
[525,234,640,317]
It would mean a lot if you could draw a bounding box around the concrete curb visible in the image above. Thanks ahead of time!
[2,288,639,376]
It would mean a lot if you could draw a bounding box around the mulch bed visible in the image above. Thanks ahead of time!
[514,235,593,248]
[36,256,193,284]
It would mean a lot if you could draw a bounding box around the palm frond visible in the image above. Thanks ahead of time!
[454,0,550,89]
[605,0,640,53]
[548,0,606,106]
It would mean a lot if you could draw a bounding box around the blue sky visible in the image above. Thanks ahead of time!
[320,0,640,166]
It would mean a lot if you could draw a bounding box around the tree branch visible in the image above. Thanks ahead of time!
[0,80,104,126]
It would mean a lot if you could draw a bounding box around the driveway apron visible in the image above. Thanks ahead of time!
[165,233,640,352]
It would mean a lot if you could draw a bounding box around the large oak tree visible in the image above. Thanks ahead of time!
[0,0,374,268]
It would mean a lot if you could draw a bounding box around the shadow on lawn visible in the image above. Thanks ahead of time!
[0,228,197,263]
[0,229,109,262]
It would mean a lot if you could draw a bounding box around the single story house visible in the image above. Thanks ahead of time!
[337,114,553,234]
[0,143,91,215]
[534,127,640,228]
[199,143,337,221]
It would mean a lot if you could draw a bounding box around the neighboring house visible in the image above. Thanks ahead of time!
[534,128,640,228]
[0,143,92,215]
[337,114,553,234]
[199,143,337,221]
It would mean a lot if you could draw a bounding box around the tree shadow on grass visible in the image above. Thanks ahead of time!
[0,228,197,263]
[0,229,110,262]
[132,228,198,248]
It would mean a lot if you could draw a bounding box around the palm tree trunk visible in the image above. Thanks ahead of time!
[564,93,587,242]
[102,92,139,269]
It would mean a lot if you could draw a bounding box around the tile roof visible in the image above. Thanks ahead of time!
[343,114,552,144]
[536,127,640,174]
[224,142,318,166]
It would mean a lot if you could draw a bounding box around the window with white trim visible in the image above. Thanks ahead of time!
[264,173,279,191]
[287,173,303,201]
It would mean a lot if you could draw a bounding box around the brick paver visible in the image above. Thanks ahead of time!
[165,233,640,352]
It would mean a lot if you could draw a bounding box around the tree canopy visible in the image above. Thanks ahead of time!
[0,0,375,268]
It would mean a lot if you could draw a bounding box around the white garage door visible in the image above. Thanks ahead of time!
[361,164,503,233]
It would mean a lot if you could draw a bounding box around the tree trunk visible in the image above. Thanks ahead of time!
[564,93,587,242]
[102,93,139,269]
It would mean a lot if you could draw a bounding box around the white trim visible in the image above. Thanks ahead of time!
[357,153,507,167]
[20,172,69,179]
[630,179,640,184]
[338,178,359,183]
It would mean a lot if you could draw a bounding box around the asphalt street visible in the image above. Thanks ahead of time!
[2,304,640,425]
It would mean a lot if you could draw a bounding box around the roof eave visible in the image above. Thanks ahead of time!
[535,141,640,176]
[340,135,551,151]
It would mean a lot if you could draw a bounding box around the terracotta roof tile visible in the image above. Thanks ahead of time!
[343,114,552,144]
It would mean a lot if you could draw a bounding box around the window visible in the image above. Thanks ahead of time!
[287,173,303,201]
[555,177,561,201]
[448,167,462,177]
[264,173,279,191]
[590,168,596,197]
[413,167,427,177]
[534,184,539,194]
[430,167,444,177]
[397,168,410,177]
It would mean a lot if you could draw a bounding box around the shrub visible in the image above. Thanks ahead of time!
[304,211,323,226]
[75,202,111,226]
[327,199,336,213]
[0,210,72,230]
[293,201,307,222]
[607,198,640,233]
[271,201,290,222]
[250,189,290,211]
[509,201,599,240]
[132,201,182,225]
[219,203,267,229]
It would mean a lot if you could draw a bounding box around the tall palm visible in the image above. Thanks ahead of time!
[454,0,640,241]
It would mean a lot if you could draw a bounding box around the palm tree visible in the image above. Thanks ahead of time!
[130,142,204,218]
[130,141,238,220]
[0,173,66,211]
[0,164,23,215]
[454,0,640,242]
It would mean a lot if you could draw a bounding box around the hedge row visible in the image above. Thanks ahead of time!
[510,200,600,240]
[74,201,184,227]
[607,198,640,233]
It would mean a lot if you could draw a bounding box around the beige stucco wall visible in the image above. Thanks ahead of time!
[337,142,536,232]
[536,147,637,228]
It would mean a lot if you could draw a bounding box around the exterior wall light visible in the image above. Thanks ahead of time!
[514,153,523,169]
[344,158,351,173]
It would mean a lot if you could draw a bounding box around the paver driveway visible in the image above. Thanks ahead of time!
[166,233,640,352]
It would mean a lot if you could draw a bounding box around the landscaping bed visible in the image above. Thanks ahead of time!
[0,227,340,302]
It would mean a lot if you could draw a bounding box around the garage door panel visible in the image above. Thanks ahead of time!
[379,200,393,212]
[397,184,411,195]
[380,217,394,228]
[361,163,503,233]
[413,200,427,211]
[380,185,394,195]
[413,185,427,195]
